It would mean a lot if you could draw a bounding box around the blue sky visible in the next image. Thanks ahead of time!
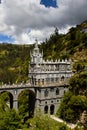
[0,0,87,44]
[40,0,58,8]
[0,34,14,43]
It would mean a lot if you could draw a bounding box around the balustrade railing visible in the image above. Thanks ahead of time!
[0,82,31,88]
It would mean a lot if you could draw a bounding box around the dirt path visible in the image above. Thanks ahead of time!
[50,115,77,129]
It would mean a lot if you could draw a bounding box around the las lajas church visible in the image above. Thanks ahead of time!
[29,41,73,115]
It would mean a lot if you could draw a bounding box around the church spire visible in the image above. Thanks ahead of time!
[30,39,43,64]
[35,39,38,49]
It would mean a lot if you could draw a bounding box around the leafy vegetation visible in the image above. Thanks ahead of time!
[57,67,87,129]
[0,44,34,84]
[0,20,87,129]
[0,96,71,130]
[21,115,70,130]
[57,91,87,123]
[0,95,20,130]
[18,90,29,118]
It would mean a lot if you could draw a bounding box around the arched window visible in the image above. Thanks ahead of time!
[64,90,66,94]
[42,79,44,85]
[44,89,49,97]
[38,79,40,85]
[56,88,59,95]
[61,76,65,81]
[51,100,53,103]
[45,101,47,104]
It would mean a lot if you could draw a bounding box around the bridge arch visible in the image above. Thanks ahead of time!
[0,91,13,109]
[18,89,36,117]
[0,86,36,111]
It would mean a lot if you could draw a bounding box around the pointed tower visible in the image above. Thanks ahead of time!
[29,40,43,85]
[31,40,43,64]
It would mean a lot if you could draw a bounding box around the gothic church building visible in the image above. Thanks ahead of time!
[29,41,73,115]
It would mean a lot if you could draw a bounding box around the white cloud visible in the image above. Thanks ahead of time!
[0,0,87,44]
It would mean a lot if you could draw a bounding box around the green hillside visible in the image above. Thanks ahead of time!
[0,44,34,84]
[0,20,87,84]
[41,26,87,61]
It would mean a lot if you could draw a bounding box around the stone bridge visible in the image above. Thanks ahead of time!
[0,83,36,111]
[0,82,68,116]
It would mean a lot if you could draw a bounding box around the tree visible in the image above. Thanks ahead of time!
[5,109,20,130]
[80,110,87,130]
[59,123,68,130]
[18,90,29,119]
[57,91,87,123]
[69,72,87,95]
[56,91,73,120]
[0,93,20,130]
[73,61,85,73]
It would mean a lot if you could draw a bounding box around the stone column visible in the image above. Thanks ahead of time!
[49,75,51,84]
[35,79,38,85]
[48,104,50,115]
[13,89,18,110]
[44,78,46,85]
[13,99,18,110]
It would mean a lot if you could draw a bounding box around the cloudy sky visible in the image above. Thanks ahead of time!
[0,0,87,44]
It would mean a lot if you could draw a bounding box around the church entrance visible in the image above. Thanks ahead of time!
[44,105,48,114]
[50,105,55,115]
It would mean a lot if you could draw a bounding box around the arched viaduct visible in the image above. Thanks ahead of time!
[0,83,36,110]
[0,84,67,114]
[0,83,68,116]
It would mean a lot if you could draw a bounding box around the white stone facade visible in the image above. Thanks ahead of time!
[29,41,73,115]
[29,42,73,87]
